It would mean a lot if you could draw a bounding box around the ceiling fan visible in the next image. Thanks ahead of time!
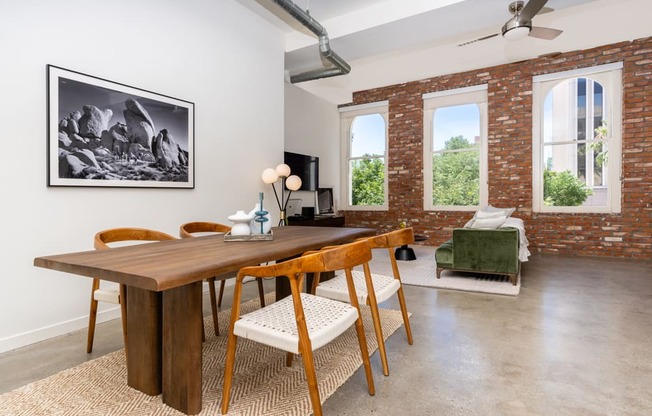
[459,0,563,46]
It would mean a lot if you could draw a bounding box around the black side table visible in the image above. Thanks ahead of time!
[394,234,428,261]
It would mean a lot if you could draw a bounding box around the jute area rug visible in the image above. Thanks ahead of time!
[0,293,406,415]
[368,245,521,296]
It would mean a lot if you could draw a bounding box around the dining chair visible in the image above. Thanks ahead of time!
[86,227,175,356]
[220,239,376,416]
[179,221,266,336]
[310,227,415,376]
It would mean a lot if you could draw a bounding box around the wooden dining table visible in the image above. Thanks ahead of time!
[33,225,375,415]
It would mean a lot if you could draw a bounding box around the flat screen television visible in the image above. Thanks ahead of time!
[284,151,319,191]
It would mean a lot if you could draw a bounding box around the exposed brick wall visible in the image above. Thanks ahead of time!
[342,37,652,259]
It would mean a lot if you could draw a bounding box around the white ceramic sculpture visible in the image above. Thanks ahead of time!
[227,210,254,236]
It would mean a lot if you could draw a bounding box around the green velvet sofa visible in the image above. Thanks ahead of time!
[435,227,520,285]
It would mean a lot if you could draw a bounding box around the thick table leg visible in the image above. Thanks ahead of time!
[162,281,203,415]
[126,286,162,395]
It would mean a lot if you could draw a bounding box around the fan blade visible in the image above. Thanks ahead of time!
[519,0,549,22]
[539,6,554,15]
[529,26,562,40]
[458,33,499,47]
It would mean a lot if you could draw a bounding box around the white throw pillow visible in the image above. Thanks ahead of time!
[483,205,515,218]
[468,215,507,229]
[465,205,514,228]
[475,209,507,219]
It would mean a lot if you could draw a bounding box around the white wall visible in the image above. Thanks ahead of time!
[0,0,286,353]
[284,83,340,212]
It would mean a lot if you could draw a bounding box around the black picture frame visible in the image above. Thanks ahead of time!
[47,65,195,188]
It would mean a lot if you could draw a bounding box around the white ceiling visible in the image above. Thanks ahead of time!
[240,0,652,104]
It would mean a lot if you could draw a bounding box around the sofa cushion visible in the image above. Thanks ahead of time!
[434,239,453,268]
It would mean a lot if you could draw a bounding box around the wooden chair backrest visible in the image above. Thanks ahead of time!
[354,227,414,249]
[179,221,231,239]
[383,227,414,248]
[94,228,175,250]
[238,239,372,280]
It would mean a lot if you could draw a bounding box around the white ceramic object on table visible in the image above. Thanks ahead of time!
[228,210,254,236]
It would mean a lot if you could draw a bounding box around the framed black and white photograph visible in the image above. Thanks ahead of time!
[47,65,194,188]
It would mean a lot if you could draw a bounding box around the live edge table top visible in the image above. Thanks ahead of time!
[33,226,376,291]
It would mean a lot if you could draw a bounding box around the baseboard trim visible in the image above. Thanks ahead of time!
[0,282,216,354]
[0,306,121,354]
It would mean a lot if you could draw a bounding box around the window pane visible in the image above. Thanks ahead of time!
[593,144,605,186]
[594,83,603,121]
[433,104,480,152]
[543,143,607,207]
[350,114,385,157]
[542,77,609,207]
[432,148,479,206]
[577,143,586,182]
[350,157,385,206]
[431,103,480,206]
[544,81,576,143]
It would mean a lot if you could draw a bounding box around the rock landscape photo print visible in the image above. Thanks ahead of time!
[47,65,194,188]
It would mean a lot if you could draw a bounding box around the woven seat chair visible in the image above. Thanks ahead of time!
[87,227,175,356]
[310,227,415,376]
[179,221,266,336]
[220,239,376,416]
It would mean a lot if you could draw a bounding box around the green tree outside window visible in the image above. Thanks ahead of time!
[351,156,385,205]
[432,135,479,206]
[543,169,593,206]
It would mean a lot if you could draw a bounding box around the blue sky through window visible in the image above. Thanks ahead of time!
[350,105,480,156]
[433,104,479,151]
[350,113,385,157]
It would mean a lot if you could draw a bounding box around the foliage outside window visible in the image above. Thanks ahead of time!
[350,155,384,205]
[432,135,480,206]
[423,86,487,211]
[543,169,593,206]
[533,63,622,213]
[340,103,388,210]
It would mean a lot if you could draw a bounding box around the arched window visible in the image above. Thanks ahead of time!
[423,85,488,211]
[340,102,388,210]
[533,63,622,213]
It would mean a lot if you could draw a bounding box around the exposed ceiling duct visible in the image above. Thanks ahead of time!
[270,0,351,83]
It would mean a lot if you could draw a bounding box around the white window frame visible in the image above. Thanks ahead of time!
[422,85,488,211]
[339,101,389,211]
[532,63,623,213]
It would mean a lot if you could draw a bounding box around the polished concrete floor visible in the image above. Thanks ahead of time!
[1,251,651,415]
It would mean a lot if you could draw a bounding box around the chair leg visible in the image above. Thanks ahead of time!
[285,351,294,367]
[220,333,239,415]
[208,277,219,336]
[362,265,389,376]
[300,347,323,416]
[396,285,414,345]
[86,278,100,353]
[119,284,128,359]
[217,280,226,308]
[257,278,266,307]
[436,267,443,279]
[366,292,389,376]
[353,308,375,396]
